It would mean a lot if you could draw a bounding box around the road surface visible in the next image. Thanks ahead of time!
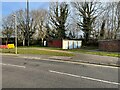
[1,55,119,88]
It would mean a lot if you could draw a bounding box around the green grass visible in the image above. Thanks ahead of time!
[1,46,119,57]
[0,48,74,57]
[65,49,119,57]
[18,46,62,50]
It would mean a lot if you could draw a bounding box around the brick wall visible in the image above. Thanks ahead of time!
[99,40,120,52]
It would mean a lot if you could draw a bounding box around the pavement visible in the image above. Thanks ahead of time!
[2,56,119,88]
[1,52,119,67]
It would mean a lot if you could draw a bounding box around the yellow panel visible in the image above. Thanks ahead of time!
[7,44,15,49]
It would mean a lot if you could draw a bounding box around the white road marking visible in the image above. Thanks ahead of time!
[0,63,26,68]
[49,70,120,85]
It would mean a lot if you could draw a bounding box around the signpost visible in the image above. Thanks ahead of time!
[13,15,17,54]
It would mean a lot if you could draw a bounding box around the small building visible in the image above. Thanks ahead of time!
[47,39,82,49]
[47,39,62,48]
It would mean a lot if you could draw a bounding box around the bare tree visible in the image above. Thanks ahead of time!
[116,1,120,39]
[2,15,14,44]
[97,2,120,40]
[100,20,106,39]
[15,10,26,46]
[31,9,48,46]
[15,9,37,46]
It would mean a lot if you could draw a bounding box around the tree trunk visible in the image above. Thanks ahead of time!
[27,33,30,46]
[6,41,7,45]
[42,38,44,46]
[6,38,8,45]
[28,39,29,46]
[23,38,25,46]
[84,32,89,45]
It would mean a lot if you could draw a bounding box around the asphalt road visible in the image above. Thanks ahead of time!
[1,55,119,88]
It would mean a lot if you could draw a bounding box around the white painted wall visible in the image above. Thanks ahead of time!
[62,40,68,49]
[62,40,82,49]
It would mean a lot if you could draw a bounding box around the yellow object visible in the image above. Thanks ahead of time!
[7,44,15,49]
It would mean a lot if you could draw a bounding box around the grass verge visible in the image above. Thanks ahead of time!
[0,48,74,57]
[18,46,62,50]
[65,49,119,57]
[1,46,119,57]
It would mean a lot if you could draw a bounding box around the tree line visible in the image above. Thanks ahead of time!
[1,1,120,46]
